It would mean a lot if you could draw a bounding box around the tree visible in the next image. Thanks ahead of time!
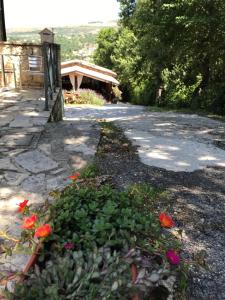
[93,28,118,69]
[122,0,225,111]
[117,0,136,26]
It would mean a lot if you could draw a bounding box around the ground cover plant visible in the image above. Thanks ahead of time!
[8,171,187,300]
[64,89,105,106]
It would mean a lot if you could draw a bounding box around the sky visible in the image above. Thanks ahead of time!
[4,0,120,28]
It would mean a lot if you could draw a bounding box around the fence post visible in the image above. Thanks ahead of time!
[43,43,49,111]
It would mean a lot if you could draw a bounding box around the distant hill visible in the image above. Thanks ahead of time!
[7,22,118,62]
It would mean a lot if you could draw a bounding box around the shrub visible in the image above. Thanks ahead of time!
[50,185,161,250]
[8,182,186,299]
[64,89,105,106]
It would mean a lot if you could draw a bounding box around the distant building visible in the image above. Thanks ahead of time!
[39,28,54,44]
[61,59,119,101]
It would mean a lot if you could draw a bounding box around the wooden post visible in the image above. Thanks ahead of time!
[13,62,16,88]
[75,76,78,91]
[0,54,6,86]
[43,43,49,111]
[0,0,7,41]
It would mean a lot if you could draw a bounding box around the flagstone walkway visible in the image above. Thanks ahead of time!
[0,91,100,294]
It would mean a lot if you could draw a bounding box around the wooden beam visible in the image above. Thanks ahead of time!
[0,55,6,86]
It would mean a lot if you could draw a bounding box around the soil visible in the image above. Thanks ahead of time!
[95,122,225,300]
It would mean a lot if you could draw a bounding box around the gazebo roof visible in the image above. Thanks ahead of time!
[61,60,119,85]
[61,64,119,85]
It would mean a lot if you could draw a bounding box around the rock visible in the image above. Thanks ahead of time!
[149,272,160,283]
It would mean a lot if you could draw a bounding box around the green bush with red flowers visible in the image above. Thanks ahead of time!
[7,174,187,299]
[0,199,52,258]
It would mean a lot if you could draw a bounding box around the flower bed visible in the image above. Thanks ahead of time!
[64,89,105,106]
[4,172,187,299]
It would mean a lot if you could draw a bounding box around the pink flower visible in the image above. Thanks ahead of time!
[64,243,74,250]
[166,250,180,265]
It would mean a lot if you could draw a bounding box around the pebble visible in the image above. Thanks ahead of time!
[149,272,160,283]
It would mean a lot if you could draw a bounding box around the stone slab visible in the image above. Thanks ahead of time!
[0,133,33,147]
[46,176,68,191]
[4,171,29,186]
[0,187,15,199]
[22,174,46,193]
[15,150,58,173]
[65,143,96,155]
[9,116,33,128]
[0,158,18,171]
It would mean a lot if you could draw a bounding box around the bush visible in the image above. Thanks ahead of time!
[64,89,105,105]
[8,182,185,299]
[50,185,161,250]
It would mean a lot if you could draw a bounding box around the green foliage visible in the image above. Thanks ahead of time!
[51,185,161,250]
[112,86,122,100]
[80,163,100,179]
[93,28,119,69]
[93,0,225,114]
[9,180,185,299]
[11,247,134,300]
[7,25,117,62]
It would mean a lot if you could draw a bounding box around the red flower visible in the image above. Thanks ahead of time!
[69,172,80,181]
[17,200,29,213]
[34,224,52,238]
[22,215,37,229]
[159,212,174,228]
[166,250,180,265]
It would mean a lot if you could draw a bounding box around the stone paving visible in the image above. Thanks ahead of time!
[0,92,100,294]
[66,103,225,172]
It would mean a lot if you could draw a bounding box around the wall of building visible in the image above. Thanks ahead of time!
[0,42,44,88]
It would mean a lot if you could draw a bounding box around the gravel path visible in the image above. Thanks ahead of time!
[66,103,225,300]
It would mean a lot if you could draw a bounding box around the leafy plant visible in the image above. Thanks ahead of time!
[50,185,161,251]
[10,247,133,300]
[80,163,99,179]
[64,89,105,106]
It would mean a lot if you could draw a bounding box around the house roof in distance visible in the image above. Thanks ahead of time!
[61,60,119,85]
[39,28,54,35]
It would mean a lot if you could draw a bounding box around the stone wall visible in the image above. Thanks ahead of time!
[0,42,44,89]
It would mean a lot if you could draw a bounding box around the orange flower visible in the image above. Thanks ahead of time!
[69,172,80,181]
[17,200,29,213]
[22,215,37,229]
[159,212,174,228]
[34,224,52,238]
